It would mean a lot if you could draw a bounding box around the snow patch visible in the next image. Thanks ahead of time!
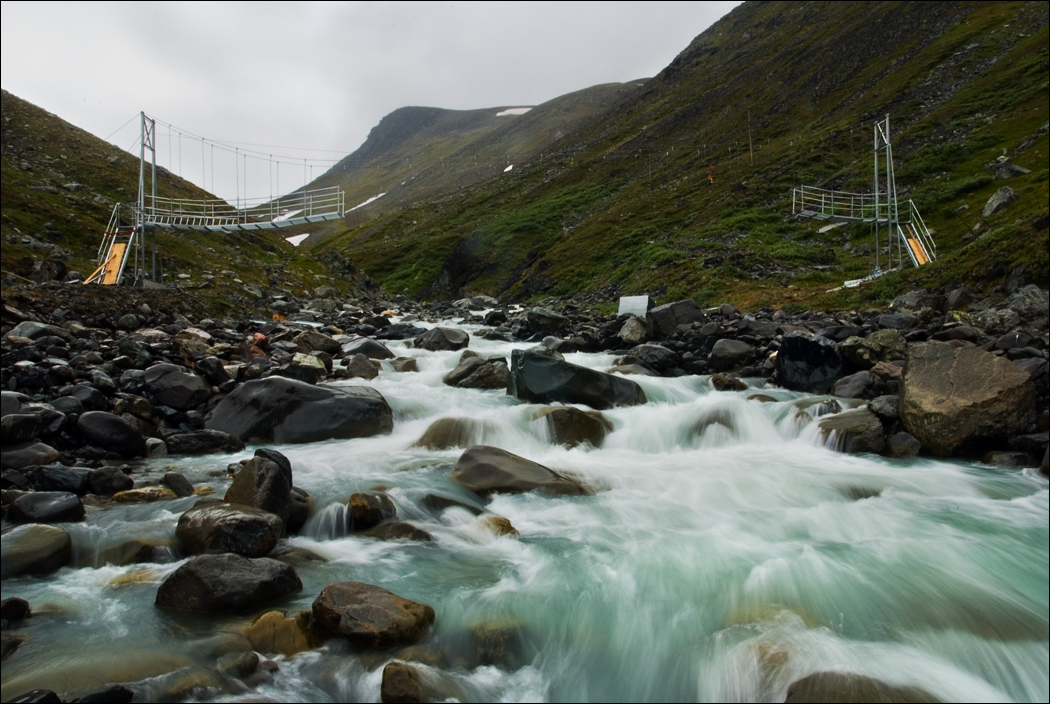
[285,233,310,247]
[347,193,386,212]
[504,164,514,173]
[496,107,532,117]
[272,209,303,222]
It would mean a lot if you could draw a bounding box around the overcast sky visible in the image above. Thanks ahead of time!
[2,1,739,205]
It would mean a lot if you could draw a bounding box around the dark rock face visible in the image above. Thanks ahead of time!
[165,430,245,455]
[10,491,85,524]
[1,413,40,445]
[536,407,612,448]
[443,357,509,389]
[340,337,394,360]
[708,339,753,373]
[509,349,647,410]
[206,377,393,444]
[0,524,73,579]
[88,466,134,496]
[647,299,704,340]
[312,581,435,647]
[414,327,470,352]
[818,409,886,454]
[76,411,145,458]
[225,455,293,529]
[24,465,90,495]
[832,371,885,400]
[785,671,941,703]
[155,554,302,613]
[885,432,922,458]
[348,492,397,532]
[775,334,844,393]
[288,486,313,534]
[144,363,212,411]
[176,504,284,557]
[901,342,1035,455]
[450,445,589,497]
[628,344,679,373]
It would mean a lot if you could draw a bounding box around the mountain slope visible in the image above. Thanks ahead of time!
[319,0,1048,308]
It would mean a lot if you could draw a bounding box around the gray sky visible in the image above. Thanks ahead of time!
[2,1,739,205]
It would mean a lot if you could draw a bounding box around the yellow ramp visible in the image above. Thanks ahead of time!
[902,225,929,266]
[101,242,127,285]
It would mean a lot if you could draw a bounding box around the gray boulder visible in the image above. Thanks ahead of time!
[88,466,134,496]
[312,581,435,647]
[647,299,704,340]
[444,356,509,389]
[206,377,393,444]
[450,445,589,497]
[509,349,647,410]
[224,453,293,529]
[77,411,145,458]
[1,413,40,445]
[343,353,379,380]
[785,672,940,703]
[348,492,396,532]
[0,524,73,579]
[164,429,245,455]
[340,337,394,360]
[983,186,1018,216]
[526,308,569,336]
[1,441,59,470]
[144,363,211,410]
[775,334,844,393]
[885,431,923,459]
[901,342,1035,455]
[839,329,906,369]
[414,327,470,352]
[9,491,85,524]
[618,316,649,345]
[628,344,679,373]
[155,554,302,613]
[817,409,886,454]
[176,504,284,557]
[833,371,885,400]
[25,465,90,495]
[708,339,753,373]
[535,407,612,448]
[293,330,341,356]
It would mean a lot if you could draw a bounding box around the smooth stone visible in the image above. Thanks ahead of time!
[414,327,470,352]
[164,430,245,455]
[450,445,589,497]
[76,411,145,458]
[509,349,647,410]
[348,492,396,532]
[784,671,941,703]
[1,524,73,579]
[155,554,302,613]
[245,609,325,656]
[534,406,612,448]
[176,503,284,557]
[817,409,886,454]
[312,581,435,647]
[9,491,85,524]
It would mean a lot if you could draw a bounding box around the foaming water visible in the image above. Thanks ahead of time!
[2,323,1046,702]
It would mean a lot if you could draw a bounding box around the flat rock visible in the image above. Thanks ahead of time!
[312,581,435,647]
[76,411,145,458]
[155,554,302,613]
[450,445,589,497]
[1,441,59,471]
[901,342,1035,455]
[509,349,646,410]
[818,409,886,454]
[1,524,73,579]
[206,377,393,444]
[144,363,212,411]
[164,430,245,455]
[176,503,284,557]
[10,491,85,524]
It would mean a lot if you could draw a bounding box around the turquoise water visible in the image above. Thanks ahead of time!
[2,327,1047,702]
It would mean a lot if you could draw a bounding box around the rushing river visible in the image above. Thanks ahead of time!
[3,319,1048,702]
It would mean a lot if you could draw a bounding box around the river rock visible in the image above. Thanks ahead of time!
[509,349,646,410]
[23,465,89,495]
[206,377,393,444]
[832,371,885,400]
[341,337,394,360]
[361,522,433,542]
[450,445,589,496]
[76,411,145,458]
[144,363,212,411]
[1,413,40,445]
[348,492,396,532]
[245,609,325,656]
[164,430,245,455]
[413,417,486,450]
[414,327,470,352]
[381,661,457,704]
[774,334,844,393]
[982,186,1018,216]
[288,486,313,534]
[1,441,60,470]
[0,597,31,622]
[535,407,612,448]
[784,671,941,703]
[901,342,1035,455]
[647,299,704,340]
[194,356,231,386]
[344,353,379,380]
[312,582,435,647]
[9,492,85,524]
[526,308,569,335]
[0,524,73,579]
[839,329,906,369]
[391,357,419,373]
[818,409,886,454]
[294,330,341,356]
[618,316,649,345]
[710,373,747,392]
[176,504,284,557]
[708,339,753,373]
[885,431,922,458]
[155,554,302,613]
[225,453,292,529]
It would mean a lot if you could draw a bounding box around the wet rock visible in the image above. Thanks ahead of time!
[982,186,1018,216]
[348,492,396,532]
[477,516,519,536]
[341,337,395,360]
[0,597,31,623]
[294,330,341,356]
[312,581,435,647]
[839,329,906,369]
[10,491,85,524]
[245,609,325,656]
[155,554,302,613]
[413,417,486,450]
[288,486,313,534]
[24,465,90,495]
[86,465,134,496]
[76,411,145,458]
[1,391,28,417]
[194,356,231,386]
[784,671,941,703]
[391,357,419,373]
[177,503,283,557]
[775,334,844,393]
[443,356,509,389]
[451,445,589,497]
[982,451,1033,468]
[206,377,393,444]
[0,524,72,579]
[647,299,704,340]
[5,689,61,703]
[832,371,885,400]
[878,313,917,331]
[378,323,427,341]
[818,409,886,454]
[113,487,177,503]
[868,395,900,421]
[361,522,433,542]
[421,494,485,517]
[225,453,292,529]
[344,353,380,380]
[509,349,646,410]
[708,339,753,373]
[1,413,41,445]
[901,343,1035,455]
[144,363,211,411]
[710,373,747,392]
[1,442,60,470]
[526,308,568,336]
[165,430,245,455]
[884,431,922,458]
[535,406,613,448]
[618,316,649,345]
[381,661,458,704]
[72,685,135,703]
[414,327,470,352]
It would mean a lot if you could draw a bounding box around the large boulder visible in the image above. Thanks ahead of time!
[164,430,245,455]
[901,342,1035,455]
[982,186,1018,216]
[785,671,941,703]
[414,327,470,352]
[647,299,704,340]
[1,524,73,579]
[340,337,394,360]
[294,330,341,356]
[245,609,325,656]
[412,417,488,450]
[450,445,589,497]
[76,411,146,458]
[155,554,302,613]
[775,334,845,393]
[1,413,40,445]
[627,344,679,374]
[24,465,90,495]
[443,357,509,389]
[708,339,753,373]
[509,349,646,410]
[526,308,569,336]
[535,407,612,448]
[144,363,212,410]
[817,409,886,454]
[839,329,906,369]
[176,504,284,557]
[224,451,293,528]
[205,377,393,444]
[312,581,435,647]
[9,492,85,524]
[1,441,59,470]
[347,492,396,532]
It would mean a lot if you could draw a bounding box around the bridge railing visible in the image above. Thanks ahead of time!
[140,187,345,229]
[792,185,890,222]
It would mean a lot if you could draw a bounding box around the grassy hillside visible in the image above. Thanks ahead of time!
[0,90,368,312]
[318,0,1048,309]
